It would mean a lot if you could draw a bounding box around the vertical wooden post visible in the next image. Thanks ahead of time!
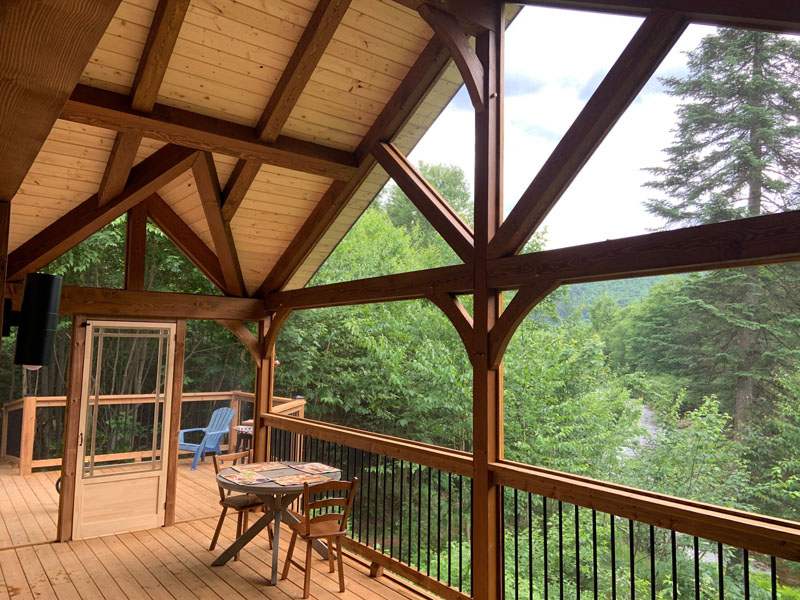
[124,203,148,291]
[18,395,37,476]
[252,317,275,462]
[57,315,87,542]
[229,392,240,451]
[472,6,505,600]
[164,318,186,527]
[0,201,9,353]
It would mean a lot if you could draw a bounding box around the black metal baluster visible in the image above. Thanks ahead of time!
[544,497,549,600]
[382,454,387,554]
[611,516,617,600]
[418,466,423,571]
[438,469,442,581]
[375,453,381,548]
[459,475,463,591]
[408,463,413,565]
[391,458,396,559]
[500,487,506,600]
[744,549,750,600]
[529,493,534,600]
[365,452,372,545]
[718,542,724,600]
[592,510,598,600]
[427,467,432,575]
[359,450,366,541]
[400,460,405,560]
[649,525,655,600]
[559,501,564,600]
[514,488,519,600]
[630,520,635,600]
[671,531,677,600]
[770,556,777,600]
[694,537,700,600]
[576,505,581,600]
[448,471,452,587]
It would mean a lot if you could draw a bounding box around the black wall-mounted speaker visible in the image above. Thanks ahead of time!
[13,273,63,368]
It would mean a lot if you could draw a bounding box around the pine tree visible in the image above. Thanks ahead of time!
[645,29,800,433]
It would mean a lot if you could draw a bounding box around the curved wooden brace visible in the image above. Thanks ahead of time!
[214,319,260,364]
[263,308,293,357]
[418,4,485,112]
[428,292,473,356]
[488,281,560,369]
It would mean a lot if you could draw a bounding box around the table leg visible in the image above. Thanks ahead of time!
[212,509,275,566]
[270,509,282,585]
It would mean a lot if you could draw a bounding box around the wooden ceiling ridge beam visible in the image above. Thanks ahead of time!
[7,144,198,281]
[488,209,800,290]
[373,141,474,262]
[487,10,688,260]
[256,36,452,297]
[418,4,484,111]
[97,0,191,205]
[144,193,228,292]
[62,85,358,181]
[0,0,121,201]
[512,0,800,33]
[192,152,246,297]
[392,0,499,33]
[222,0,351,223]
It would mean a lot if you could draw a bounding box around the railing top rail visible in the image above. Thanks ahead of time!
[491,459,800,562]
[7,390,290,408]
[261,412,472,477]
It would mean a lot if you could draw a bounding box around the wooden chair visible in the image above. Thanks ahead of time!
[281,478,358,598]
[210,450,270,560]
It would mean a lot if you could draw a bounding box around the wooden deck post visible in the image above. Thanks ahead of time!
[18,395,37,476]
[164,318,186,527]
[0,201,9,354]
[472,6,505,600]
[57,315,87,541]
[253,317,274,462]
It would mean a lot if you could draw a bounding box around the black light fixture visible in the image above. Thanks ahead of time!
[2,273,63,370]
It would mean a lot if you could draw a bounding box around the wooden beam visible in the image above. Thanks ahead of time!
[221,159,261,222]
[418,5,484,111]
[57,315,87,541]
[2,284,266,321]
[215,320,260,364]
[256,37,452,296]
[488,11,687,260]
[257,0,351,143]
[193,152,246,296]
[0,202,9,353]
[145,194,227,292]
[373,142,474,262]
[124,203,148,291]
[0,0,120,201]
[62,85,357,181]
[7,144,197,281]
[97,0,191,204]
[97,132,143,205]
[392,0,498,33]
[514,0,800,33]
[489,209,800,290]
[163,318,185,527]
[428,292,473,356]
[264,263,473,310]
[488,282,559,369]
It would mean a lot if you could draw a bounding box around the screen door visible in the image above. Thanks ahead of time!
[72,321,176,539]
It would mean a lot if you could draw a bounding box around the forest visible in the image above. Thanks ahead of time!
[1,25,800,599]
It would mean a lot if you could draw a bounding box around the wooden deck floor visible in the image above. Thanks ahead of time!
[0,459,430,600]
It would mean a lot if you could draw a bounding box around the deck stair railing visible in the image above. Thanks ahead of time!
[0,392,304,474]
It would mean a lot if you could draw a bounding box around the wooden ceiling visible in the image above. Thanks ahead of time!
[5,0,486,296]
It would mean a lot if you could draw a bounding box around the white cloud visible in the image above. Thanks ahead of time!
[409,7,717,250]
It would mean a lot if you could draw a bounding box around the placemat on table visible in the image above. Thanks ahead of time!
[293,462,341,474]
[271,473,329,486]
[222,471,271,484]
[231,461,286,473]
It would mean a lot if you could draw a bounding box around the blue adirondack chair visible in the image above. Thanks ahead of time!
[178,407,235,470]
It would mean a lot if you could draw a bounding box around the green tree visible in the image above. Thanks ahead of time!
[645,29,800,432]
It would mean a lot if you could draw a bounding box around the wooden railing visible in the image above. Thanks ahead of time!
[261,413,800,600]
[0,392,304,474]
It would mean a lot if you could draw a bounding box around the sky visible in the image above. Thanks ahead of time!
[407,7,714,250]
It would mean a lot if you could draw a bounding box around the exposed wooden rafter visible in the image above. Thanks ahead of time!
[145,194,227,293]
[392,0,498,33]
[256,36,452,297]
[221,0,351,223]
[192,152,246,297]
[373,142,474,262]
[61,85,358,181]
[0,0,120,201]
[418,5,484,111]
[7,145,198,281]
[488,11,687,260]
[124,203,148,291]
[514,0,800,33]
[97,0,191,205]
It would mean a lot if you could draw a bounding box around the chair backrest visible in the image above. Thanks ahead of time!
[302,478,358,535]
[212,450,252,501]
[206,407,235,433]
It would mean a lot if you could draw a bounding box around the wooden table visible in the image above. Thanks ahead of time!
[211,462,341,585]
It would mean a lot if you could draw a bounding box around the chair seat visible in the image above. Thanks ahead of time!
[287,519,345,539]
[220,493,263,510]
